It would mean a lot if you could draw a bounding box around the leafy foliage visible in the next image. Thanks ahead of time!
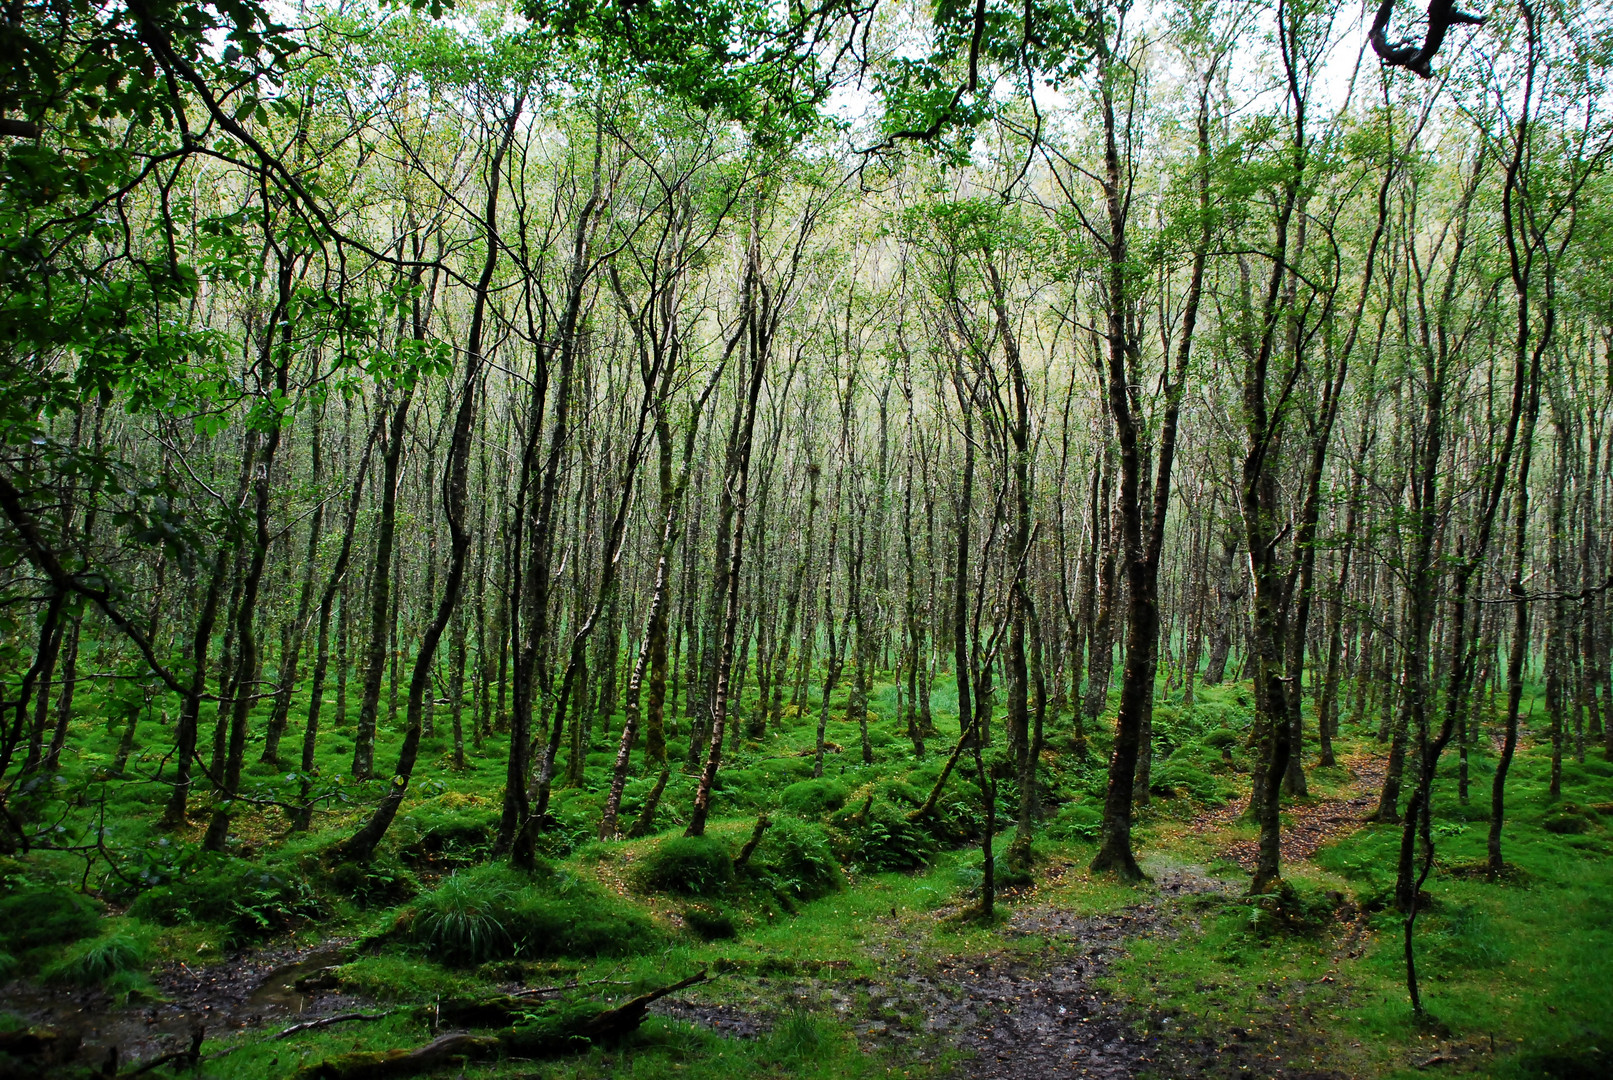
[830,798,936,871]
[749,818,844,900]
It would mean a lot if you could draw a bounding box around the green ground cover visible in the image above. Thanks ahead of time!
[2,669,1606,1079]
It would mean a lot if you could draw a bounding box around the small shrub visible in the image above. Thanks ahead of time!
[631,835,734,896]
[406,865,662,966]
[325,855,418,907]
[0,887,100,955]
[1240,882,1340,936]
[408,870,514,965]
[780,779,849,818]
[682,905,738,941]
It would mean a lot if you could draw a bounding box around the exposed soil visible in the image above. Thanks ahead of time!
[646,866,1349,1080]
[1192,754,1389,870]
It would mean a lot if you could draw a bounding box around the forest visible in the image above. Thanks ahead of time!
[2,0,1611,1077]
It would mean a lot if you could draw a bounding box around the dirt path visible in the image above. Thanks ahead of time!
[1189,754,1388,871]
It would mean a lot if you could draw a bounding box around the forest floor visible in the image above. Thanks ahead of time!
[5,679,1612,1080]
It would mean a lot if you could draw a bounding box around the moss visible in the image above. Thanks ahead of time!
[127,856,322,943]
[1150,761,1232,803]
[396,795,498,866]
[324,854,419,907]
[41,931,147,987]
[404,864,661,966]
[1047,802,1103,841]
[630,835,734,896]
[780,778,850,818]
[682,904,738,941]
[0,887,100,957]
[1542,810,1591,835]
[830,799,935,871]
[749,818,843,901]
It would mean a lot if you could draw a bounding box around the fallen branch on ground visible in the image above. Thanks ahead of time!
[276,1012,395,1039]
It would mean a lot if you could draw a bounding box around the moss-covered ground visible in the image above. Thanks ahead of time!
[2,665,1608,1079]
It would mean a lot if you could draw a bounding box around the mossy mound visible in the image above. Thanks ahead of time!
[630,835,734,896]
[127,858,322,943]
[681,904,738,941]
[748,818,843,901]
[402,864,660,966]
[830,799,935,871]
[1047,802,1103,841]
[0,887,101,959]
[779,778,849,818]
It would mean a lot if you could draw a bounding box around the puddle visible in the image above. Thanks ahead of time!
[245,948,349,1014]
[3,942,364,1073]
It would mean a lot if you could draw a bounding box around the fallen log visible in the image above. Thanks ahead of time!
[503,970,709,1055]
[295,971,709,1080]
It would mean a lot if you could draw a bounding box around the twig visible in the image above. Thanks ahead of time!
[274,1012,394,1039]
[509,977,630,998]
